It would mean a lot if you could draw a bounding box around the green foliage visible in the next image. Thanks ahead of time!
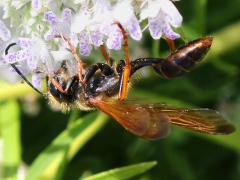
[84,161,157,180]
[26,112,108,180]
[0,100,21,180]
[1,0,240,179]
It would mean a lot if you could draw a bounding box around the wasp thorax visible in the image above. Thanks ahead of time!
[47,61,121,111]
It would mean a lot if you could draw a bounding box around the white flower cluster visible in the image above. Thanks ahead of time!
[0,0,182,89]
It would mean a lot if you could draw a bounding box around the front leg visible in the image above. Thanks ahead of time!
[114,22,131,101]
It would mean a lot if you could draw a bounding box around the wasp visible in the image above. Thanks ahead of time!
[5,23,235,139]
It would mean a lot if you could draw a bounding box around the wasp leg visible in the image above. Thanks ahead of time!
[48,73,78,94]
[48,74,66,93]
[114,22,131,101]
[99,44,111,65]
[164,36,176,52]
[83,63,114,83]
[99,45,115,66]
[55,35,85,82]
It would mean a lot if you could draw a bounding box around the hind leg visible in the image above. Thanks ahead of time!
[164,36,176,52]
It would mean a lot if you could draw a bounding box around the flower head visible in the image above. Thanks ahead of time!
[44,8,72,40]
[112,0,142,41]
[140,0,182,40]
[3,37,54,73]
[0,0,184,87]
[0,37,56,89]
[71,8,104,56]
[70,0,143,53]
[99,0,142,50]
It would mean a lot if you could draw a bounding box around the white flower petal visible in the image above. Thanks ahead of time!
[27,54,38,70]
[149,17,163,39]
[0,67,19,83]
[51,50,73,61]
[99,20,112,36]
[139,2,149,21]
[106,27,122,50]
[0,57,6,66]
[62,8,72,22]
[79,31,92,56]
[127,16,142,41]
[71,12,90,33]
[70,34,79,48]
[113,0,134,25]
[140,0,162,20]
[32,73,42,90]
[92,0,112,21]
[31,0,42,11]
[32,37,49,60]
[17,38,33,48]
[4,50,31,64]
[44,11,58,25]
[55,23,71,37]
[160,0,182,27]
[90,30,103,46]
[0,20,11,41]
[44,29,56,40]
[162,22,180,40]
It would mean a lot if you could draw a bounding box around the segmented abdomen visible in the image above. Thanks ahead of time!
[156,36,213,78]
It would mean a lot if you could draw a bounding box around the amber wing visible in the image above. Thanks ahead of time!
[164,108,235,135]
[90,98,235,139]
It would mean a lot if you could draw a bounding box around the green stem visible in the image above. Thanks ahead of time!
[193,0,208,34]
[152,40,160,57]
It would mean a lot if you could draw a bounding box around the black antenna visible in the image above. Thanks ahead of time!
[5,43,45,97]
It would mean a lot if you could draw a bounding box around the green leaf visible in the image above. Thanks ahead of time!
[0,82,37,100]
[0,100,21,180]
[84,161,157,180]
[26,112,108,180]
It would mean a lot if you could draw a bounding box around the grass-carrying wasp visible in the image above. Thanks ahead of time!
[5,22,235,139]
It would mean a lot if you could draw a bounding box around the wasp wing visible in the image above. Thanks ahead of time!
[165,108,235,135]
[90,99,171,139]
[90,98,235,139]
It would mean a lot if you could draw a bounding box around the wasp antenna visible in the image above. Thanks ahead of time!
[5,43,46,97]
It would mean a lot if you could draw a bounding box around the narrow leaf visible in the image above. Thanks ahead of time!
[26,112,108,180]
[0,100,21,179]
[84,161,157,180]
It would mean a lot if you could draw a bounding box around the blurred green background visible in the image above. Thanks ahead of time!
[0,0,240,179]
